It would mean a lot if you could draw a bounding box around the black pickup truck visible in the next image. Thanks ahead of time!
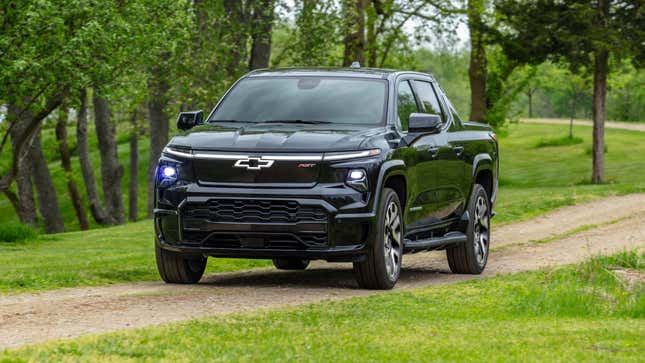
[154,67,499,289]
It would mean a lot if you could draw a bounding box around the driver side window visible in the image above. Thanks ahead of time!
[397,80,418,132]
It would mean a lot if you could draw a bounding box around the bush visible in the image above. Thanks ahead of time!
[535,136,583,148]
[0,223,38,242]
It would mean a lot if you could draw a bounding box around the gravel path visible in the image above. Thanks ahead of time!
[2,194,645,349]
[520,118,645,132]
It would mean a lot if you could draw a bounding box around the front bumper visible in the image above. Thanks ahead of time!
[154,182,378,261]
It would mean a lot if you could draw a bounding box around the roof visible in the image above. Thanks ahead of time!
[247,67,400,79]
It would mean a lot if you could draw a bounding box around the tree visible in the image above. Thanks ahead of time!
[496,0,644,183]
[249,0,277,70]
[1,0,169,232]
[76,89,111,225]
[340,0,461,67]
[55,102,89,230]
[93,90,125,225]
[467,0,487,122]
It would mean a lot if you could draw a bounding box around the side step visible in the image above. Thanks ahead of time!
[404,231,467,252]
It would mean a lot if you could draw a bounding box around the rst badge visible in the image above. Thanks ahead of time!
[234,157,274,170]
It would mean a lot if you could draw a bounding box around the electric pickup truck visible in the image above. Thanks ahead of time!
[154,67,499,289]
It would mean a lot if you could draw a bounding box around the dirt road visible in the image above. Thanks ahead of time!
[2,194,645,349]
[520,118,645,132]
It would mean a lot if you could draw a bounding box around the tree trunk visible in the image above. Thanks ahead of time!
[76,88,111,225]
[129,109,140,222]
[93,90,125,225]
[147,72,170,217]
[31,128,65,233]
[223,0,248,78]
[56,103,89,230]
[527,88,533,118]
[569,96,576,139]
[248,0,275,70]
[342,0,366,66]
[7,103,38,227]
[591,0,609,185]
[591,49,608,184]
[467,0,487,122]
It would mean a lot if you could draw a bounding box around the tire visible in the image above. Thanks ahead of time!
[353,188,404,290]
[272,258,310,270]
[155,244,207,284]
[447,184,490,274]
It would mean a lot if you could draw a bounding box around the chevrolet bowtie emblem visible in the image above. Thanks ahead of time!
[234,157,275,170]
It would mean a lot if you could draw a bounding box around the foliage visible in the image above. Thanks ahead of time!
[0,222,37,242]
[4,250,643,361]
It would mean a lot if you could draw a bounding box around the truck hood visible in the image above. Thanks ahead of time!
[168,123,386,152]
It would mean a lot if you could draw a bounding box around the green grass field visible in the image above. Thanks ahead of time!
[0,222,271,294]
[1,122,644,294]
[3,251,643,362]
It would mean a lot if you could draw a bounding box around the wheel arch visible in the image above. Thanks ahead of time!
[374,160,407,213]
[471,154,495,204]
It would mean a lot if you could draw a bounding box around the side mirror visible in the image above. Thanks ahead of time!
[177,110,204,130]
[409,113,442,134]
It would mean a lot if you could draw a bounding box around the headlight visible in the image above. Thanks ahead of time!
[157,164,178,187]
[346,168,368,192]
[161,166,177,178]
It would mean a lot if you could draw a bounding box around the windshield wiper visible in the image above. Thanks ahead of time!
[259,119,333,125]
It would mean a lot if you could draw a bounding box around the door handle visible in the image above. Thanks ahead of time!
[452,146,464,156]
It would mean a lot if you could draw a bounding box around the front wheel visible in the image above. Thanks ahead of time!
[353,188,403,290]
[155,245,207,284]
[446,184,490,274]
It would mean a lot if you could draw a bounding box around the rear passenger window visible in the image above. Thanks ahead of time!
[412,81,445,125]
[397,81,418,131]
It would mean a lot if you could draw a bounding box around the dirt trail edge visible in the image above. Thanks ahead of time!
[2,194,645,349]
[519,118,645,132]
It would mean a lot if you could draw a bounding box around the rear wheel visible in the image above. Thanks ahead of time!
[155,245,207,284]
[447,184,490,274]
[272,258,310,270]
[353,188,403,290]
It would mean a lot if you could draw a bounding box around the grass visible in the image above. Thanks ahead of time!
[0,223,37,242]
[535,135,583,148]
[3,251,643,362]
[493,123,645,224]
[1,122,644,294]
[0,221,271,294]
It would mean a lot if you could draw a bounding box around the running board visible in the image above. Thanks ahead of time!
[404,231,467,252]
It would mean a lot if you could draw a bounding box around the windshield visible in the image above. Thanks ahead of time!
[209,77,387,125]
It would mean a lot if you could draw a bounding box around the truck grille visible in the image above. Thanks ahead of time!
[182,199,328,224]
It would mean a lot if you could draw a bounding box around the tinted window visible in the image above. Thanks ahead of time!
[210,77,387,125]
[412,81,444,124]
[397,81,418,131]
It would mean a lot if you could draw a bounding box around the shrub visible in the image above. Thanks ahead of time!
[0,223,38,242]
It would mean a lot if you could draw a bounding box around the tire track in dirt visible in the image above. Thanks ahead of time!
[1,194,644,349]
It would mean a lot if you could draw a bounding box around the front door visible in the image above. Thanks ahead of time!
[408,80,465,228]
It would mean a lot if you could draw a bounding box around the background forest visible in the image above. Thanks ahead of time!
[1,0,643,235]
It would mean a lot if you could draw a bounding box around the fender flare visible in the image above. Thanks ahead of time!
[371,159,407,213]
[471,153,497,204]
[471,153,493,179]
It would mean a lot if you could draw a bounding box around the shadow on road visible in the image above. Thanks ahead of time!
[199,263,451,290]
